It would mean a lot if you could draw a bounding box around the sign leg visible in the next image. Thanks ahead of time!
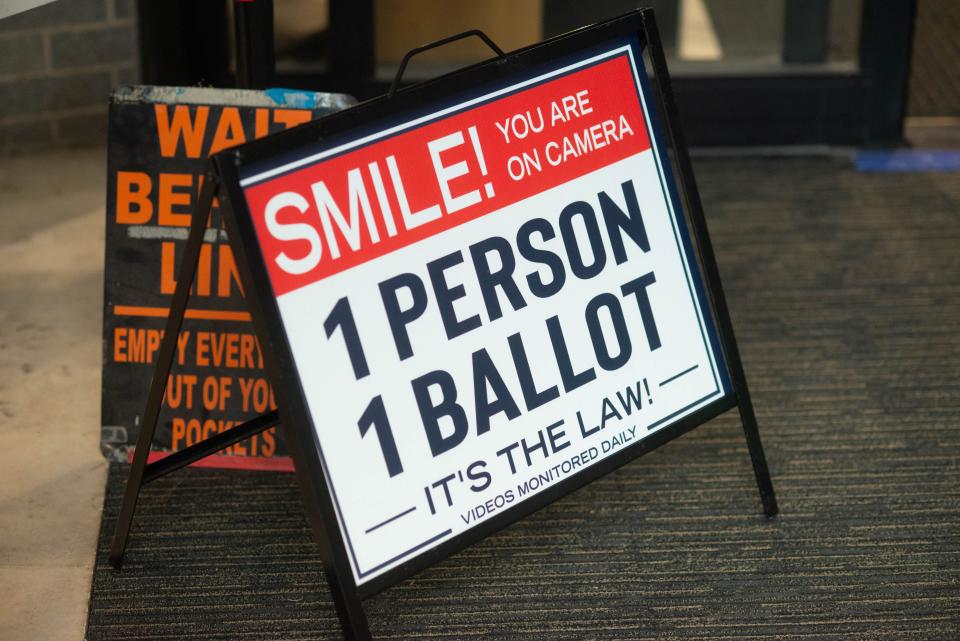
[640,9,778,517]
[731,375,779,517]
[326,573,372,641]
[109,171,219,568]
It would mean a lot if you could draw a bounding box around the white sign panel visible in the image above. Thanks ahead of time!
[239,42,729,585]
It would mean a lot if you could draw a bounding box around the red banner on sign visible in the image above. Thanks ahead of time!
[243,54,651,297]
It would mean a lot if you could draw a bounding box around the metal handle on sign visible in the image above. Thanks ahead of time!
[388,29,506,98]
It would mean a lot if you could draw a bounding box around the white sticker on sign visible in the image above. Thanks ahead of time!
[240,42,728,584]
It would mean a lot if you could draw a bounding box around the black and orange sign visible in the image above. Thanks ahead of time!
[101,86,353,470]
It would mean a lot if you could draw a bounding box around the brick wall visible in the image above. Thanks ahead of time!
[0,0,138,152]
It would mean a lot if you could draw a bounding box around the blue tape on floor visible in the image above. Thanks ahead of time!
[855,149,960,172]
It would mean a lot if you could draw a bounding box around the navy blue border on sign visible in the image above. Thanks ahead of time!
[212,8,768,606]
[623,39,725,410]
[627,36,732,396]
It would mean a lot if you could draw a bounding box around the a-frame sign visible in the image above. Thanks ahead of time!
[110,10,777,640]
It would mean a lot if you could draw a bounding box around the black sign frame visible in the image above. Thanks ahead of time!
[110,10,777,640]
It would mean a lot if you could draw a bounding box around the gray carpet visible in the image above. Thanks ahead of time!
[85,157,960,640]
[909,0,960,117]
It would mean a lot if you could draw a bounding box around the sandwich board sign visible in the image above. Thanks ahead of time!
[111,11,777,640]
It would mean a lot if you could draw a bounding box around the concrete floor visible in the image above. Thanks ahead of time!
[0,148,108,641]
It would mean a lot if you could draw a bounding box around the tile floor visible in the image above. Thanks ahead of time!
[0,147,109,641]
